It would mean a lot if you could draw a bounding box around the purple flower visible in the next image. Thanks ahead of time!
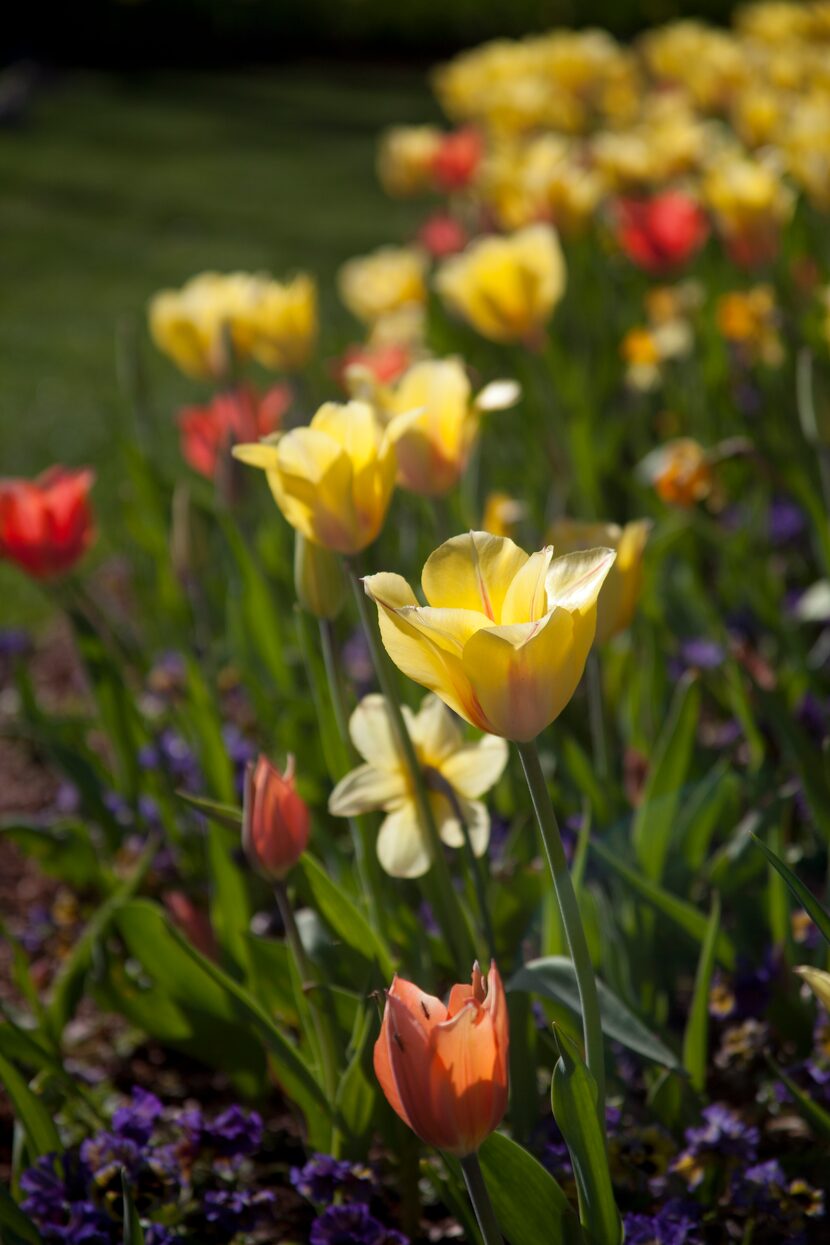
[342,630,374,698]
[683,1103,760,1158]
[21,1156,114,1244]
[0,626,30,659]
[624,1200,701,1245]
[768,497,806,547]
[678,639,725,671]
[199,1105,262,1158]
[80,1133,142,1186]
[796,693,829,744]
[291,1153,356,1202]
[310,1203,408,1245]
[202,1187,275,1234]
[112,1088,164,1147]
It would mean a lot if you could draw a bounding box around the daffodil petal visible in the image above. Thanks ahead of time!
[328,762,406,817]
[439,733,509,799]
[377,803,432,878]
[437,796,490,855]
[348,693,405,768]
[411,694,463,765]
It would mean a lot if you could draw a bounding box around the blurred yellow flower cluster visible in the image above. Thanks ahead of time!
[376,5,830,249]
[149,271,317,380]
[621,281,701,391]
[716,285,784,366]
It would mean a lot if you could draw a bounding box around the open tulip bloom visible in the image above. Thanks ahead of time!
[328,692,508,878]
[363,531,616,742]
[374,961,508,1157]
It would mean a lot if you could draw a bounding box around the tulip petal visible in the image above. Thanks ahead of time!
[430,1003,502,1155]
[461,607,590,741]
[500,546,554,625]
[439,733,509,799]
[364,573,488,727]
[232,442,282,469]
[545,547,617,613]
[328,763,406,817]
[377,802,433,878]
[422,530,528,620]
[373,990,446,1146]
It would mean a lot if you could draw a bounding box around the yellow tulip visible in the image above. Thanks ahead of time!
[338,246,427,325]
[377,125,442,196]
[148,272,245,380]
[435,224,566,344]
[385,358,520,497]
[481,491,526,539]
[363,531,615,742]
[548,518,651,644]
[329,693,508,877]
[795,965,830,1012]
[233,401,395,555]
[238,273,317,372]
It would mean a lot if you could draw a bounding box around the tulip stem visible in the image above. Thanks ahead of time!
[347,563,475,972]
[274,880,343,1157]
[460,1153,503,1245]
[424,767,496,963]
[586,651,609,782]
[516,739,606,1130]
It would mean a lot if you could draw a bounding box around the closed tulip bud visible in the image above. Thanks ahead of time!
[364,531,615,742]
[242,755,310,880]
[374,962,509,1156]
[294,532,347,620]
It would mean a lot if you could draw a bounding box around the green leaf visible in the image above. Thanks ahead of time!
[206,821,252,981]
[296,854,395,981]
[335,1004,377,1148]
[751,835,830,948]
[121,1171,145,1245]
[551,1028,622,1245]
[677,762,739,871]
[0,1183,42,1244]
[682,894,721,1091]
[632,675,700,883]
[179,658,235,803]
[591,838,735,969]
[508,957,680,1069]
[476,1130,583,1245]
[115,900,331,1139]
[0,820,103,890]
[757,687,830,833]
[220,514,292,694]
[47,834,158,1037]
[0,1053,60,1159]
[177,791,242,831]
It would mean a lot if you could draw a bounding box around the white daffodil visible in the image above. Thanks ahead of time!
[328,692,508,879]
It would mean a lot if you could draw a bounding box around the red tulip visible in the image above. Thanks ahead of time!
[331,342,411,392]
[242,754,310,880]
[417,213,469,259]
[616,191,708,272]
[178,383,291,479]
[0,466,95,579]
[374,962,509,1156]
[163,891,218,961]
[432,127,484,192]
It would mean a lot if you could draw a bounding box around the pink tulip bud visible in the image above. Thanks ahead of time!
[242,754,310,880]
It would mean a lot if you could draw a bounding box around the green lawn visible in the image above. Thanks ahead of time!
[0,66,434,478]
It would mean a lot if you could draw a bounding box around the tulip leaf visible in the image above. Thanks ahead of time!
[0,1184,42,1245]
[590,838,735,968]
[177,790,242,830]
[507,956,680,1069]
[179,658,235,804]
[0,1053,61,1160]
[751,835,830,948]
[47,833,158,1038]
[115,899,331,1140]
[121,1171,145,1245]
[296,853,395,981]
[551,1027,623,1245]
[475,1130,584,1245]
[632,675,700,883]
[335,1003,377,1146]
[682,894,721,1091]
[677,761,739,871]
[0,819,104,890]
[206,820,253,982]
[220,514,292,695]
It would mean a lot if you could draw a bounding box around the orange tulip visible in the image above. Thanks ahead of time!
[374,962,509,1156]
[242,754,310,880]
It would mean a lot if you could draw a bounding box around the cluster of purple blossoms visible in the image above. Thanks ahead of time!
[291,1153,406,1245]
[20,1088,271,1244]
[672,1102,760,1190]
[623,1198,701,1245]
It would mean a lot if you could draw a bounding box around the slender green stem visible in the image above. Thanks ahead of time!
[347,563,475,971]
[586,650,609,783]
[318,617,385,933]
[425,767,496,963]
[460,1152,503,1245]
[274,880,343,1157]
[516,738,606,1128]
